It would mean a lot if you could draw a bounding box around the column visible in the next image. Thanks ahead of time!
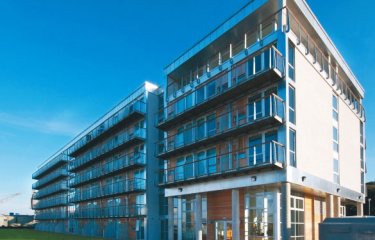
[281,182,291,239]
[335,196,341,217]
[274,191,281,239]
[195,194,202,240]
[357,202,364,216]
[232,189,240,240]
[168,197,174,240]
[177,198,182,240]
[326,194,334,218]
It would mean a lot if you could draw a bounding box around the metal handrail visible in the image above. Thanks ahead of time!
[158,46,285,125]
[160,140,285,184]
[157,93,285,155]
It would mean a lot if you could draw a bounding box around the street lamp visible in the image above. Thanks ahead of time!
[369,198,372,216]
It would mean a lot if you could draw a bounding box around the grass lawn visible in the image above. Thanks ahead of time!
[0,229,103,240]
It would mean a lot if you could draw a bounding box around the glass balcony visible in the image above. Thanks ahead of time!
[32,168,68,189]
[35,211,67,220]
[33,181,68,199]
[32,153,69,179]
[160,140,285,185]
[157,94,284,158]
[69,100,146,157]
[72,204,146,219]
[69,152,146,187]
[69,178,146,203]
[69,128,146,172]
[33,196,68,210]
[158,46,285,129]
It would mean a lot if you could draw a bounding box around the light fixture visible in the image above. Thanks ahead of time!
[302,176,307,182]
[336,188,340,193]
[251,176,257,182]
[178,187,183,192]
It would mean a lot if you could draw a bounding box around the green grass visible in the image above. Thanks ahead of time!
[0,229,103,240]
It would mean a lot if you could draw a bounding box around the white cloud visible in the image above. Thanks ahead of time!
[0,111,84,137]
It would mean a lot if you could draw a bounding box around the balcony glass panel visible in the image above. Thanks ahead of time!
[158,46,285,125]
[158,94,284,155]
[161,141,285,184]
[70,178,146,202]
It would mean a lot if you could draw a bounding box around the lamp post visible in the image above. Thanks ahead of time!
[369,198,372,216]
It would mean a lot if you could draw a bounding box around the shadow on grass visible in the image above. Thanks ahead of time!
[0,229,104,240]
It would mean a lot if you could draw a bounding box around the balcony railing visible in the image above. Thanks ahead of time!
[35,211,67,220]
[32,168,68,189]
[160,140,285,185]
[33,196,67,210]
[72,204,146,219]
[32,154,69,179]
[158,46,285,128]
[69,100,146,156]
[69,178,146,203]
[69,128,146,171]
[69,153,146,187]
[157,94,284,157]
[33,181,68,199]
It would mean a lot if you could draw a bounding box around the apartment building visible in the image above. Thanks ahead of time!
[32,82,163,239]
[32,153,69,232]
[157,0,365,239]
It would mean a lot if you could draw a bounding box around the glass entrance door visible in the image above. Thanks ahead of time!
[215,221,232,240]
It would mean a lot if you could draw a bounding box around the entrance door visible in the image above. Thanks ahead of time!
[215,221,232,240]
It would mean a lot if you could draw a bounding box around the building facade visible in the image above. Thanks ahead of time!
[32,82,163,239]
[32,153,69,232]
[157,0,365,240]
[32,1,366,240]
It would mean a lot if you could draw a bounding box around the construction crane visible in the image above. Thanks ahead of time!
[0,193,21,204]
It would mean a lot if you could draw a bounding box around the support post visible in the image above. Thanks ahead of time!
[232,189,240,240]
[281,182,291,239]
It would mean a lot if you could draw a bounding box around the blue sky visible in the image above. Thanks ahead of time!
[0,0,373,214]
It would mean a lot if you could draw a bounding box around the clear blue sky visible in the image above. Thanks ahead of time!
[0,0,373,214]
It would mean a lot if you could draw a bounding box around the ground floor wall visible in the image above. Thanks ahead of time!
[167,184,363,240]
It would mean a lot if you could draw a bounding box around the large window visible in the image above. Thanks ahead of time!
[291,196,304,240]
[333,127,339,152]
[289,86,296,124]
[244,191,274,240]
[182,196,196,240]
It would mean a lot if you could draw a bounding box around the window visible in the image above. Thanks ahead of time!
[206,80,217,99]
[249,136,263,165]
[176,157,185,181]
[289,129,296,167]
[248,58,254,76]
[291,196,304,240]
[197,151,206,176]
[255,54,262,73]
[288,42,295,81]
[206,114,216,137]
[360,121,364,144]
[176,127,184,148]
[333,127,339,152]
[244,192,274,239]
[186,93,193,109]
[248,95,262,121]
[332,95,338,121]
[289,86,296,124]
[176,98,185,115]
[196,118,205,140]
[333,158,339,184]
[184,123,193,145]
[207,148,217,174]
[196,87,205,104]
